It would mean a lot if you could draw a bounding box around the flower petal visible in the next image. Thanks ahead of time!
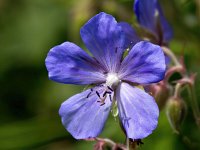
[118,22,141,49]
[45,42,106,85]
[59,86,113,139]
[156,4,173,43]
[80,12,125,72]
[116,82,159,139]
[134,0,173,43]
[119,41,166,84]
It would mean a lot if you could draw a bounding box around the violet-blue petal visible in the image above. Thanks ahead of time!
[80,12,125,72]
[165,54,170,65]
[45,42,106,85]
[156,3,173,43]
[59,86,112,139]
[134,0,157,35]
[118,22,141,49]
[119,41,166,84]
[116,82,159,139]
[134,0,173,43]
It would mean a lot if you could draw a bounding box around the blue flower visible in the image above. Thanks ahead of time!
[118,22,141,49]
[134,0,173,45]
[45,12,166,140]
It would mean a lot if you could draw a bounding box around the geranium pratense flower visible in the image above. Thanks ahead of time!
[45,12,166,140]
[134,0,173,45]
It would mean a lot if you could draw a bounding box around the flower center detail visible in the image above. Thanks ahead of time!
[106,73,120,89]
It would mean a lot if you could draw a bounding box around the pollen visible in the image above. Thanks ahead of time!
[106,73,120,88]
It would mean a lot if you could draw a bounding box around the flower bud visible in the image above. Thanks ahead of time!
[166,96,186,133]
[148,81,170,110]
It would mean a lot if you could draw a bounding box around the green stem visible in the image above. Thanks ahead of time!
[126,137,129,150]
[174,83,182,98]
[162,46,181,67]
[95,138,115,147]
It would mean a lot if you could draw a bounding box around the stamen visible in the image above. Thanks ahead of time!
[97,98,106,106]
[97,84,104,87]
[109,94,112,102]
[100,103,105,106]
[94,85,114,106]
[103,91,112,97]
[86,88,93,98]
[86,92,92,98]
[103,92,106,97]
[107,86,113,92]
[97,96,106,105]
[96,91,101,98]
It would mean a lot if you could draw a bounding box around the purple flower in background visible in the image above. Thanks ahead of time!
[45,12,166,140]
[134,0,173,45]
[118,22,141,49]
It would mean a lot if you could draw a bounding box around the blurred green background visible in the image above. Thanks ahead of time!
[0,0,200,149]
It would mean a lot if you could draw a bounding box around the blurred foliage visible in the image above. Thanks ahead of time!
[0,0,200,149]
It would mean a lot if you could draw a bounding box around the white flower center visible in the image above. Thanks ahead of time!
[106,73,120,88]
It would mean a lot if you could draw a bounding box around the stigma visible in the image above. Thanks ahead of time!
[106,73,120,89]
